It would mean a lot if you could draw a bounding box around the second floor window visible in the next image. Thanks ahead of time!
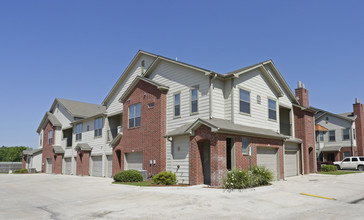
[94,117,103,137]
[268,99,277,120]
[129,103,141,128]
[191,88,198,113]
[48,130,53,144]
[319,131,324,142]
[174,93,180,117]
[239,89,250,114]
[76,123,82,141]
[329,130,335,141]
[343,128,350,140]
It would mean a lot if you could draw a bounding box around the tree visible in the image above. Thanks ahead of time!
[0,146,30,162]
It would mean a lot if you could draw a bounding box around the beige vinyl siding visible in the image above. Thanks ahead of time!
[106,55,155,115]
[166,140,172,172]
[52,103,73,127]
[38,130,43,148]
[172,135,190,184]
[224,79,232,120]
[233,69,280,131]
[212,79,225,119]
[148,61,211,133]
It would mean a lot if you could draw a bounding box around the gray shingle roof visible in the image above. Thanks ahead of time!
[36,112,62,133]
[56,98,106,119]
[53,145,65,154]
[75,143,92,151]
[165,118,286,139]
[22,148,42,155]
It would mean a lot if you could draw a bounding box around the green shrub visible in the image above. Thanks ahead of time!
[223,166,273,190]
[152,171,177,185]
[251,166,273,186]
[14,169,28,174]
[113,170,143,182]
[321,165,337,172]
[223,169,251,189]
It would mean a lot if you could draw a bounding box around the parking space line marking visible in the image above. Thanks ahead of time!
[300,193,336,200]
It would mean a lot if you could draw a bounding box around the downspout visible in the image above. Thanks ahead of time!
[300,142,304,175]
[350,121,354,156]
[282,139,286,180]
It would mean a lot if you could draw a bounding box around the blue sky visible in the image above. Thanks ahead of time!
[1,1,363,149]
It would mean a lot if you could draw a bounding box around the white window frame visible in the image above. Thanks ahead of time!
[190,87,199,114]
[94,117,103,137]
[128,103,141,128]
[342,128,350,140]
[239,88,251,115]
[174,92,181,118]
[268,98,277,121]
[76,123,82,141]
[48,130,53,144]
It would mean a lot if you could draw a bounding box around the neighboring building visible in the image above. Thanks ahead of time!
[22,149,42,172]
[23,50,317,186]
[312,98,364,163]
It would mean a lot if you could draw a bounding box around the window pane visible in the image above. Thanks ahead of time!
[175,94,180,105]
[359,157,364,161]
[129,118,134,128]
[352,157,358,161]
[240,89,250,102]
[175,105,180,117]
[191,89,197,100]
[343,158,350,162]
[268,99,276,110]
[269,109,277,120]
[191,100,198,113]
[242,137,249,154]
[240,101,250,114]
[129,105,135,119]
[135,103,141,117]
[135,117,141,127]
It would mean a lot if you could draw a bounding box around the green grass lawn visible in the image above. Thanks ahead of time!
[319,171,360,175]
[112,181,153,186]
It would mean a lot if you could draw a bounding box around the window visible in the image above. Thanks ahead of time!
[191,88,198,113]
[343,151,351,158]
[174,93,180,117]
[343,158,350,162]
[359,157,364,161]
[94,117,103,137]
[343,128,350,140]
[242,137,250,154]
[48,130,53,144]
[76,123,82,141]
[352,157,358,162]
[329,130,335,141]
[319,132,324,142]
[268,99,277,120]
[129,103,141,128]
[239,89,250,114]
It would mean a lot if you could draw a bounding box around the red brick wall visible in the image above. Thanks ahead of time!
[295,87,309,108]
[113,79,167,177]
[76,150,90,176]
[294,106,316,173]
[189,125,284,186]
[22,155,27,169]
[41,121,55,173]
[354,103,364,156]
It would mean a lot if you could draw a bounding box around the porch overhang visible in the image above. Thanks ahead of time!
[75,143,92,151]
[110,133,123,148]
[321,145,342,152]
[52,145,65,154]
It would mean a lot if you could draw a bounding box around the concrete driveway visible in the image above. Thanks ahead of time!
[0,173,363,220]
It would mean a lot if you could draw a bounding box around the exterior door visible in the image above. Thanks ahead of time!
[65,158,72,175]
[200,141,211,185]
[341,157,351,169]
[46,158,52,174]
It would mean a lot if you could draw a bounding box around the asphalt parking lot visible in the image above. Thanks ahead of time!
[1,173,364,220]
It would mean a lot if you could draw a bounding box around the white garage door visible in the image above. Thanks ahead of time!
[92,156,103,177]
[257,147,278,180]
[107,155,113,178]
[65,158,72,175]
[285,151,298,177]
[46,158,52,174]
[125,152,143,170]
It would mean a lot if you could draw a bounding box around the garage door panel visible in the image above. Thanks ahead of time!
[285,151,298,177]
[47,158,52,174]
[257,147,278,180]
[126,152,143,170]
[65,158,72,175]
[92,156,103,177]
